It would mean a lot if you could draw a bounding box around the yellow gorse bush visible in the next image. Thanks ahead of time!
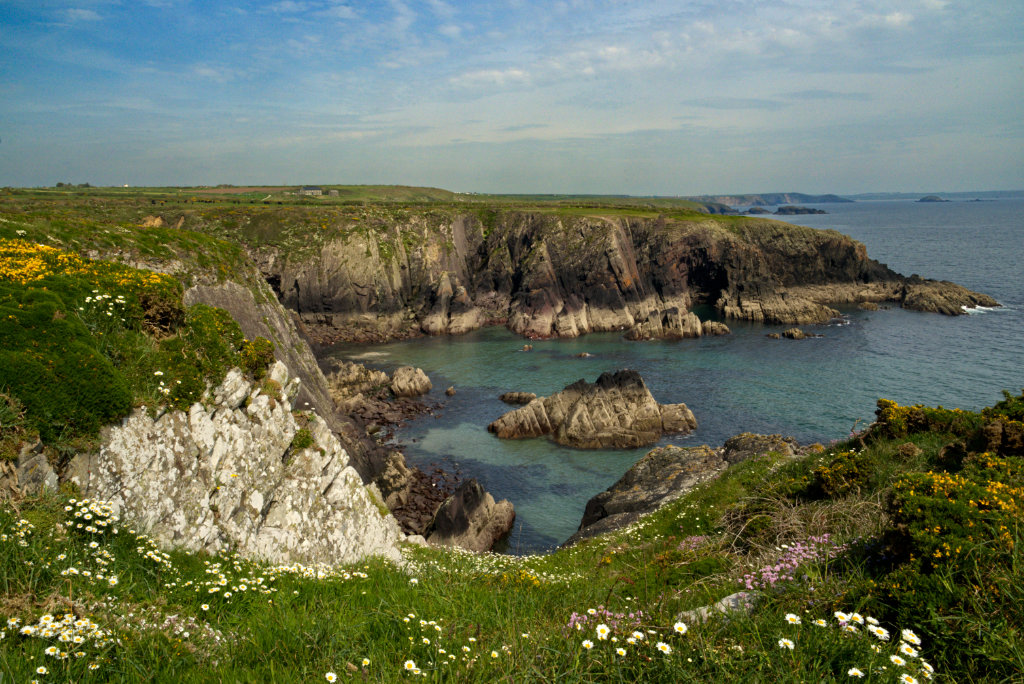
[0,238,175,294]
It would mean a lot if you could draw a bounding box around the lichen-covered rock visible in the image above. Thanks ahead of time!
[390,366,432,398]
[66,365,404,566]
[488,370,696,449]
[424,479,515,553]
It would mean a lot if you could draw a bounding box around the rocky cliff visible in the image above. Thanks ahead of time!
[66,362,405,566]
[235,211,996,342]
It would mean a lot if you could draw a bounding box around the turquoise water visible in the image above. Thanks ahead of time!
[328,199,1024,554]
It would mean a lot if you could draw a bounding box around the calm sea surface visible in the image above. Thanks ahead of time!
[327,199,1024,554]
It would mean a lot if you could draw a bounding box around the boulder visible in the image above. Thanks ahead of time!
[488,370,696,449]
[390,366,432,398]
[565,444,725,545]
[499,392,537,405]
[424,479,515,553]
[901,278,999,315]
[565,433,797,545]
[781,327,807,340]
[445,386,456,397]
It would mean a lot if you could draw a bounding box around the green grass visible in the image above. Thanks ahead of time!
[5,391,1022,681]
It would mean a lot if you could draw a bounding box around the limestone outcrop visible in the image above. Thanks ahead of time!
[565,433,797,545]
[424,479,515,553]
[488,370,696,449]
[66,362,405,566]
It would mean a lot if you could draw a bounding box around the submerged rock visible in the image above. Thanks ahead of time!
[424,479,515,553]
[488,369,696,449]
[499,391,537,405]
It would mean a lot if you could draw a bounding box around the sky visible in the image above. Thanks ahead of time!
[0,0,1022,194]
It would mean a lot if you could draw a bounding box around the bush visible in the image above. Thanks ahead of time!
[290,428,314,451]
[0,284,132,442]
[240,337,275,379]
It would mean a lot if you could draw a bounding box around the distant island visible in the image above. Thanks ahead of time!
[687,192,852,207]
[918,195,948,203]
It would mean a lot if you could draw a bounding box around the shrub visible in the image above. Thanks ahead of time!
[290,428,314,451]
[240,337,275,379]
[0,284,132,442]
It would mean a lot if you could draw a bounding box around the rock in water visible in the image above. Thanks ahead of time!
[390,366,432,398]
[488,369,696,449]
[565,433,796,545]
[424,479,515,553]
[499,391,537,405]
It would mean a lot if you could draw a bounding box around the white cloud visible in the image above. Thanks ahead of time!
[64,8,101,22]
[449,67,529,88]
[269,1,311,13]
[439,24,462,39]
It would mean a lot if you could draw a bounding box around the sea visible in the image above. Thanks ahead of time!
[326,198,1024,554]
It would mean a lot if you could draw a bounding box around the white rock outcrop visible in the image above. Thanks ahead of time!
[67,361,404,566]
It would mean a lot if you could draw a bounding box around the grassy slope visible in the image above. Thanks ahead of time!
[2,188,1021,681]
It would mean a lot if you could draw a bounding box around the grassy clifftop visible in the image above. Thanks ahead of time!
[2,388,1021,681]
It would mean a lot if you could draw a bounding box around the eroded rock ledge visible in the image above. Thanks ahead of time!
[488,370,696,449]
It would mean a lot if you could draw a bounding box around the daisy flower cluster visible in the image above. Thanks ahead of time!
[778,609,936,681]
[0,517,36,546]
[7,612,113,674]
[397,611,503,676]
[570,607,689,662]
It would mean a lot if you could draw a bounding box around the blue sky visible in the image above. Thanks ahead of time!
[1,0,1022,193]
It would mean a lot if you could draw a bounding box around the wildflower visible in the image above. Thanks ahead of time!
[785,613,801,625]
[869,625,890,640]
[901,629,921,646]
[582,640,594,650]
[899,642,919,658]
[201,604,209,611]
[850,613,864,624]
[409,578,418,585]
[848,667,865,678]
[616,648,626,656]
[835,611,850,622]
[778,638,795,650]
[899,675,918,684]
[490,651,498,659]
[325,673,338,682]
[656,641,672,654]
[631,631,645,641]
[674,621,688,634]
[866,617,880,626]
[890,655,906,667]
[362,658,370,666]
[36,667,48,675]
[596,623,610,640]
[814,619,827,627]
[403,660,417,671]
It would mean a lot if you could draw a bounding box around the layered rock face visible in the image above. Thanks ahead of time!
[247,211,996,343]
[423,479,516,553]
[565,433,797,545]
[488,370,696,449]
[66,362,404,566]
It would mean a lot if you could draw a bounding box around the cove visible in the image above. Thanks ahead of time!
[327,199,1023,554]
